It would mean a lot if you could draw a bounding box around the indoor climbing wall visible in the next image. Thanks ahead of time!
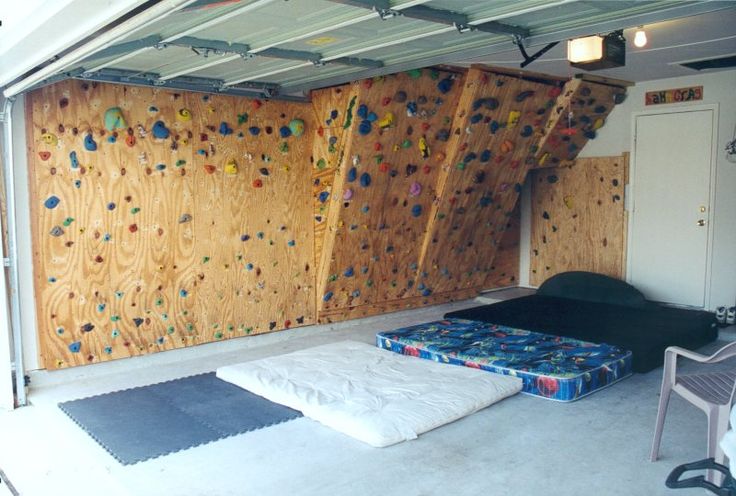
[418,66,561,295]
[484,201,521,289]
[533,76,630,168]
[311,83,358,268]
[316,69,467,322]
[529,155,627,286]
[27,80,315,369]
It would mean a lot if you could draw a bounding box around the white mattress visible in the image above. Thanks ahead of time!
[216,341,522,447]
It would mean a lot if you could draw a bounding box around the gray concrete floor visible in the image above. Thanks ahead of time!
[0,291,732,496]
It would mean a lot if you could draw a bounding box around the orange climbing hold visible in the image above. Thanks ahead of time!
[204,164,216,174]
[379,163,390,173]
[125,134,136,147]
[251,99,262,110]
[500,140,515,153]
[252,179,263,188]
[38,151,51,161]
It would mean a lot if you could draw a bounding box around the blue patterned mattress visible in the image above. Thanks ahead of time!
[376,318,633,402]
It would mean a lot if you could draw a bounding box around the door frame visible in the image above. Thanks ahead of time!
[626,103,719,309]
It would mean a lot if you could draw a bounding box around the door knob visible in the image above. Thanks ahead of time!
[697,219,706,226]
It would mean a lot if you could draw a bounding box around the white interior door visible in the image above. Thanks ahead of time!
[629,109,714,307]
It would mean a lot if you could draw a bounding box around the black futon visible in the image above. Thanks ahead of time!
[445,271,717,373]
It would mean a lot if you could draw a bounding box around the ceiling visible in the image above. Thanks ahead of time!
[2,0,735,99]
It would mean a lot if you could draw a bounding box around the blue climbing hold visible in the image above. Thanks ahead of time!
[361,266,369,274]
[583,129,597,140]
[470,113,483,124]
[323,291,333,302]
[156,163,166,171]
[246,263,254,270]
[463,152,477,163]
[346,167,357,183]
[248,126,261,136]
[83,134,97,151]
[133,318,144,327]
[241,234,250,241]
[520,125,533,138]
[179,289,188,298]
[479,196,492,207]
[152,120,170,139]
[344,266,354,277]
[318,191,330,203]
[68,341,81,353]
[421,288,432,296]
[480,149,492,162]
[437,77,454,94]
[44,195,60,209]
[359,172,371,188]
[406,102,417,116]
[107,136,116,144]
[288,240,295,247]
[70,151,79,169]
[472,98,484,111]
[330,109,338,120]
[411,204,422,217]
[279,126,292,138]
[74,180,81,189]
[351,290,361,298]
[219,122,233,136]
[489,121,500,134]
[357,104,368,119]
[358,120,372,135]
[366,112,378,122]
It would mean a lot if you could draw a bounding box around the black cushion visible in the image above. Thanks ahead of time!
[537,271,648,308]
[445,294,717,373]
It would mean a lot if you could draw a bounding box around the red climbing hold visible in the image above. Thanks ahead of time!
[252,179,263,188]
[381,96,391,106]
[510,160,520,169]
[284,319,292,328]
[449,197,457,205]
[379,163,390,173]
[128,224,138,233]
[548,87,563,98]
[421,122,431,132]
[373,142,382,151]
[38,151,51,161]
[422,165,431,174]
[317,126,324,137]
[363,79,373,89]
[251,99,262,110]
[204,164,216,174]
[125,134,136,147]
[94,255,104,263]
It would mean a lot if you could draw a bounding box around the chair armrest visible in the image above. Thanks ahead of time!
[666,342,736,365]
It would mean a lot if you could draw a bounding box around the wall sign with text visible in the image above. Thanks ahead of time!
[645,86,703,105]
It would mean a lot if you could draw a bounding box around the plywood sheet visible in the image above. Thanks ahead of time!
[27,81,315,369]
[529,156,626,286]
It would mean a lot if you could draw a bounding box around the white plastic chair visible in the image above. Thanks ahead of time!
[651,342,736,478]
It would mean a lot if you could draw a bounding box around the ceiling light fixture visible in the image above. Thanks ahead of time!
[634,27,648,48]
[567,30,626,71]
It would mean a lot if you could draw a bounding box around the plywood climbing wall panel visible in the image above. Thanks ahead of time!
[317,69,466,317]
[311,84,357,269]
[418,66,559,295]
[534,76,629,169]
[27,81,315,369]
[529,156,626,286]
[484,201,520,289]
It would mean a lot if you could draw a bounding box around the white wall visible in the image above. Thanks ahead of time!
[579,69,736,310]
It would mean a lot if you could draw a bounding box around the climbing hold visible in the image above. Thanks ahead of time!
[44,195,60,209]
[224,158,238,175]
[594,105,607,114]
[515,90,535,102]
[381,96,391,106]
[125,134,136,147]
[343,188,354,201]
[323,291,333,302]
[489,121,500,134]
[463,152,477,164]
[316,158,327,170]
[107,135,116,144]
[178,213,192,224]
[63,217,75,226]
[520,125,533,138]
[128,223,138,233]
[279,126,292,138]
[563,195,574,209]
[41,133,58,146]
[593,118,606,130]
[418,136,429,158]
[251,99,262,110]
[377,112,394,129]
[358,120,372,135]
[470,113,483,124]
[38,151,51,161]
[437,77,454,94]
[50,226,64,237]
[83,133,97,151]
[152,121,170,139]
[359,172,371,188]
[344,266,354,277]
[500,140,515,153]
[81,322,95,333]
[406,101,417,117]
[68,341,81,353]
[104,107,127,131]
[507,111,521,128]
[411,204,422,217]
[409,181,421,196]
[252,179,263,188]
[176,108,192,122]
[435,129,450,142]
[480,149,492,162]
[179,289,188,298]
[289,118,305,137]
[343,96,357,129]
[583,129,597,140]
[401,139,412,149]
[259,167,270,176]
[219,122,233,136]
[405,164,418,177]
[367,112,378,122]
[613,93,627,104]
[394,90,407,103]
[479,196,492,207]
[406,68,422,79]
[248,126,260,136]
[473,171,486,184]
[347,167,357,182]
[204,164,216,174]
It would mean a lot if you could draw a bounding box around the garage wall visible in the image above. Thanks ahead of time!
[579,70,736,310]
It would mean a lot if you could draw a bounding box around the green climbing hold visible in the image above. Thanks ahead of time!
[343,96,357,129]
[131,207,140,214]
[406,68,422,79]
[316,158,327,170]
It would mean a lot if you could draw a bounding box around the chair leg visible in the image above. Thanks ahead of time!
[705,406,731,485]
[650,381,674,462]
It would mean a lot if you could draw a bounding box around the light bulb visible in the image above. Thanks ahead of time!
[634,29,647,48]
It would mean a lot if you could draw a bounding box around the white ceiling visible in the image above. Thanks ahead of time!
[1,0,735,98]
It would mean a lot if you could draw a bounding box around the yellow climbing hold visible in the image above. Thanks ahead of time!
[563,195,574,209]
[538,152,550,166]
[176,108,192,122]
[224,158,238,175]
[41,133,58,146]
[507,110,521,128]
[418,136,429,158]
[593,118,606,130]
[378,112,394,129]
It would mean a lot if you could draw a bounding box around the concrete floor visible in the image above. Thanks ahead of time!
[0,290,732,496]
